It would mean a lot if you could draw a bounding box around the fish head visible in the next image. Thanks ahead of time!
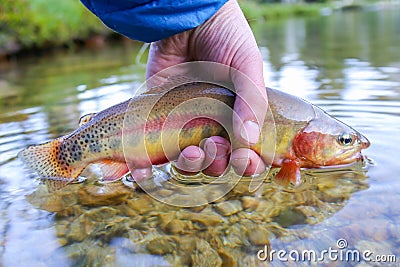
[293,109,370,167]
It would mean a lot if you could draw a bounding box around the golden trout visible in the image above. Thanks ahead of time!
[19,83,370,188]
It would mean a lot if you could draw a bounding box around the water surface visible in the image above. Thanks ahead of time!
[1,8,399,266]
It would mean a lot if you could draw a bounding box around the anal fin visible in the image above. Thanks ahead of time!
[274,159,301,187]
[97,160,129,183]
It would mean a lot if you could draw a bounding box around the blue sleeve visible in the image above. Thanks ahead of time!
[80,0,228,43]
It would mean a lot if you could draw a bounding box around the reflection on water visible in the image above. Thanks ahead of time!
[1,8,400,266]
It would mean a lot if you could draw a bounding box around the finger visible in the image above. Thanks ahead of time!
[227,1,267,145]
[175,145,206,175]
[131,167,153,181]
[231,148,266,176]
[191,0,267,145]
[231,52,267,146]
[146,33,191,88]
[202,136,231,176]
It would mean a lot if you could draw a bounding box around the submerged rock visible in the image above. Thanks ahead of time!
[214,200,243,216]
[217,248,237,267]
[247,226,272,246]
[125,196,154,215]
[181,212,223,227]
[191,239,222,267]
[26,184,78,212]
[146,236,177,255]
[28,161,369,266]
[163,219,190,234]
[241,196,260,210]
[78,184,132,206]
[272,208,307,228]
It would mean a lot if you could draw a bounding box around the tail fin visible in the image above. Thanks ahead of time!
[18,138,86,190]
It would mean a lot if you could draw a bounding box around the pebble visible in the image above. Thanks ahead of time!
[241,196,260,210]
[146,236,177,255]
[191,239,222,267]
[183,212,223,227]
[247,226,272,246]
[163,219,188,234]
[218,248,237,267]
[78,184,132,206]
[126,197,153,215]
[26,185,78,212]
[27,162,377,267]
[156,188,174,197]
[214,200,243,216]
[67,215,89,242]
[85,206,118,221]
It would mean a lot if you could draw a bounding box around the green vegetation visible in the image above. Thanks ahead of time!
[0,0,107,54]
[0,0,375,55]
[240,1,328,20]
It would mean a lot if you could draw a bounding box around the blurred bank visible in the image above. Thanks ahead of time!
[1,0,398,57]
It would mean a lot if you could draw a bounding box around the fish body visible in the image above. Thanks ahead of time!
[19,83,370,187]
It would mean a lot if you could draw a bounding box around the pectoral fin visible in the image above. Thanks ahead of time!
[96,160,130,183]
[274,159,301,187]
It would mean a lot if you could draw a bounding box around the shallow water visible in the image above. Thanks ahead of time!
[1,8,400,266]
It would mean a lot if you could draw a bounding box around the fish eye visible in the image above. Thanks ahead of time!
[337,133,354,146]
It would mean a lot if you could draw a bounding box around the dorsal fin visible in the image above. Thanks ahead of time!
[78,113,96,127]
[145,76,197,94]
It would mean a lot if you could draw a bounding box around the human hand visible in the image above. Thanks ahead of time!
[133,0,267,180]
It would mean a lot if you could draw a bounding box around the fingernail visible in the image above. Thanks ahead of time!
[182,157,202,172]
[231,158,250,169]
[205,142,230,159]
[240,120,260,145]
[182,147,202,158]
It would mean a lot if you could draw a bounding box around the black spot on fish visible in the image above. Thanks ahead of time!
[147,131,160,144]
[89,142,102,153]
[109,138,121,149]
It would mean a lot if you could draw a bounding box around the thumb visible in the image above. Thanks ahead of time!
[231,50,267,145]
[146,32,191,88]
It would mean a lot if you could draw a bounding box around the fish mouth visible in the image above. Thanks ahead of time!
[344,150,363,163]
[321,148,362,166]
[359,134,370,149]
[309,158,364,172]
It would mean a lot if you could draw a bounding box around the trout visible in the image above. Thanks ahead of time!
[19,83,370,188]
